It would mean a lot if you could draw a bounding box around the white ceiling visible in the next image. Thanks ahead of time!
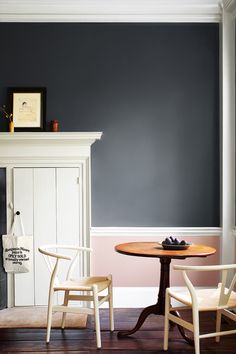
[0,0,236,22]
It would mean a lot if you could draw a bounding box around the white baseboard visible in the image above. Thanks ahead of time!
[112,287,158,308]
[101,287,189,308]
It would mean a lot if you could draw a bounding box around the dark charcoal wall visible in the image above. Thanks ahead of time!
[0,169,7,309]
[0,23,219,227]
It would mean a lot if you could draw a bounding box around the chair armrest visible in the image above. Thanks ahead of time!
[174,264,236,271]
[38,247,71,260]
[40,244,92,252]
[60,245,93,253]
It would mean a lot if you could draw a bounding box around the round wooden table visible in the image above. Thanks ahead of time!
[115,242,216,342]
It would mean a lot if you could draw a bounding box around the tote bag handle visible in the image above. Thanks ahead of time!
[9,211,25,236]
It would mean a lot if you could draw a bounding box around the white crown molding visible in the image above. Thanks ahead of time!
[0,14,222,23]
[0,0,222,23]
[91,227,222,237]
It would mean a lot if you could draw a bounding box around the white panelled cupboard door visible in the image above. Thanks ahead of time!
[56,168,81,246]
[14,168,34,306]
[34,168,57,306]
[13,167,81,306]
[56,168,81,304]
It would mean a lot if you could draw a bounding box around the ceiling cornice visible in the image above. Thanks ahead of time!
[0,0,223,23]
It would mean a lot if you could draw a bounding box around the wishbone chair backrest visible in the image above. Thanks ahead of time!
[38,245,92,285]
[174,264,236,309]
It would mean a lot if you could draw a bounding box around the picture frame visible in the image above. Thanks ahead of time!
[9,87,46,131]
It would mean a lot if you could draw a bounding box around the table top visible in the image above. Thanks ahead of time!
[115,242,216,259]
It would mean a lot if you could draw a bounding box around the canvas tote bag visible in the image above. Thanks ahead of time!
[2,211,33,273]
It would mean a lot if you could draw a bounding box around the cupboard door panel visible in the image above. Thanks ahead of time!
[34,168,57,306]
[14,168,34,306]
[13,167,82,306]
[56,168,81,304]
[56,168,80,246]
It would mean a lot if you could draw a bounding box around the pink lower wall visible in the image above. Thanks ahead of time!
[91,236,220,287]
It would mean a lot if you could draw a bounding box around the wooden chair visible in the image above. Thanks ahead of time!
[164,264,236,354]
[38,245,114,348]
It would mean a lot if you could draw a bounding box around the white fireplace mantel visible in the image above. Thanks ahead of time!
[0,132,103,162]
[0,131,102,307]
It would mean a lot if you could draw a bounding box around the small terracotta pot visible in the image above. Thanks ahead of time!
[9,120,14,133]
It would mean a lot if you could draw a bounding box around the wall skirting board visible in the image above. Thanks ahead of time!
[101,287,212,308]
[104,287,158,308]
[91,227,222,238]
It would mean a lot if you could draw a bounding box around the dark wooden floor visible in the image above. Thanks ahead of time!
[0,308,235,353]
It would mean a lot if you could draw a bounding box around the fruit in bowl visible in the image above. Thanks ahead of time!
[161,237,191,250]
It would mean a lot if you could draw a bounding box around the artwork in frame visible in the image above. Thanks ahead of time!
[9,87,46,131]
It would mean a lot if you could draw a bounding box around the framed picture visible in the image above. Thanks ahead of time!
[9,87,46,131]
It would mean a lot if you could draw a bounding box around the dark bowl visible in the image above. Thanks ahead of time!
[161,243,191,250]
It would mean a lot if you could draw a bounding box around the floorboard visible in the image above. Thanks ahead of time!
[0,308,235,353]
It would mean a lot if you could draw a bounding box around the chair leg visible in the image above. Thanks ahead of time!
[163,290,170,351]
[46,289,54,343]
[108,274,114,331]
[192,306,200,354]
[93,285,101,348]
[216,309,222,342]
[61,290,69,329]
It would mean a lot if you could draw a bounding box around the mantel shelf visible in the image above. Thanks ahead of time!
[0,132,102,145]
[0,132,103,161]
